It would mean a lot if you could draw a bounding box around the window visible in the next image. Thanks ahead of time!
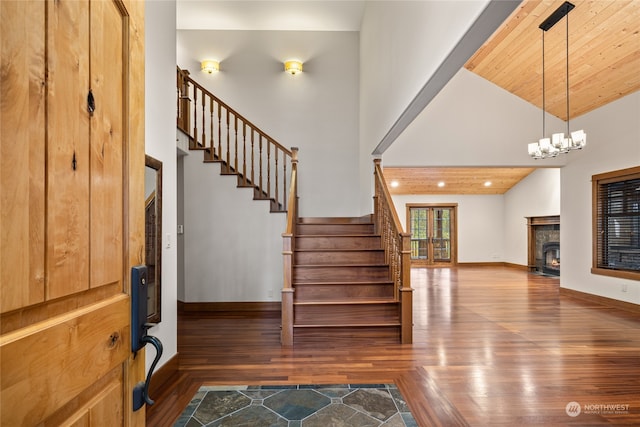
[592,166,640,280]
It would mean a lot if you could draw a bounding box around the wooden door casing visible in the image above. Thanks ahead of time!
[0,0,145,425]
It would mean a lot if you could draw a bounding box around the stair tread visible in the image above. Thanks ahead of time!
[296,234,380,238]
[295,247,383,252]
[294,322,401,328]
[294,263,389,267]
[298,217,373,224]
[293,280,394,285]
[294,299,396,305]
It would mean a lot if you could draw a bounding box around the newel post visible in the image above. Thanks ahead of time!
[281,234,294,346]
[400,232,413,344]
[281,146,298,347]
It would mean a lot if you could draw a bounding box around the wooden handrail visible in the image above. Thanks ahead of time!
[281,148,298,346]
[177,67,292,211]
[373,159,413,344]
[177,67,292,155]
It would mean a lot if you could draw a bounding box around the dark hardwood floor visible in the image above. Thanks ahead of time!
[146,266,640,426]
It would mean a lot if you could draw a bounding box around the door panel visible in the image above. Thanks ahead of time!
[88,380,124,425]
[90,0,124,289]
[0,0,46,312]
[47,0,91,299]
[0,296,129,426]
[62,370,123,426]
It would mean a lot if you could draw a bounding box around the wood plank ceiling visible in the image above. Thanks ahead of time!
[465,0,640,121]
[383,167,536,195]
[389,0,639,196]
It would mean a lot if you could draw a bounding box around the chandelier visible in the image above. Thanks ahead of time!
[528,1,586,160]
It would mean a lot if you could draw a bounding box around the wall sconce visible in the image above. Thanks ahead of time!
[201,60,219,74]
[284,60,303,75]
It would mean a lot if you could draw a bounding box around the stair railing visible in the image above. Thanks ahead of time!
[373,159,413,344]
[177,67,292,211]
[281,148,298,346]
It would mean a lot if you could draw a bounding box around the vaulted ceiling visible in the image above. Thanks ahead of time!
[466,0,640,121]
[392,0,640,195]
[177,1,640,194]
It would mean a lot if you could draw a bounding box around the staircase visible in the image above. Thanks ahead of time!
[177,67,412,346]
[291,216,402,344]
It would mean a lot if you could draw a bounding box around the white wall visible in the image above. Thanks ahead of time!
[144,0,177,373]
[503,168,561,266]
[358,1,490,213]
[182,150,286,302]
[383,69,568,168]
[177,30,360,217]
[391,194,504,263]
[560,92,640,304]
[391,168,561,266]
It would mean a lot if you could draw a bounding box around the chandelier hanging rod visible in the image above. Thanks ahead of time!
[528,1,586,160]
[539,1,575,31]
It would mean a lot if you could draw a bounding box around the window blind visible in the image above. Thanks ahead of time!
[595,171,640,272]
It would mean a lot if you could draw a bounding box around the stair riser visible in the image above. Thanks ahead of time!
[299,216,373,224]
[294,266,389,282]
[294,284,395,302]
[294,250,385,265]
[296,223,374,235]
[295,236,381,250]
[293,327,400,345]
[294,304,399,325]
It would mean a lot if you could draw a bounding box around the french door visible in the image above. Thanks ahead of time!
[408,204,457,266]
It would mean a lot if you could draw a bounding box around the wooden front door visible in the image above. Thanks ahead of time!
[1,0,145,425]
[408,204,457,266]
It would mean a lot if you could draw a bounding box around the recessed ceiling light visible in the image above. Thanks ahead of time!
[390,180,399,188]
[484,181,492,187]
[437,181,445,188]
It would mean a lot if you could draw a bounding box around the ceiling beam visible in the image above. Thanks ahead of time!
[372,0,522,156]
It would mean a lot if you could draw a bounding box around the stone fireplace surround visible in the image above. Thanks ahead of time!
[527,216,560,276]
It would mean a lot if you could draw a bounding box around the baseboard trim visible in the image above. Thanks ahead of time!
[503,262,529,271]
[148,353,179,399]
[457,262,528,270]
[178,301,281,313]
[560,287,640,314]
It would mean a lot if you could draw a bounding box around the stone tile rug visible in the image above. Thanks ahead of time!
[174,384,418,426]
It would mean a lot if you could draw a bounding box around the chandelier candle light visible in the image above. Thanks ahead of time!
[528,1,586,160]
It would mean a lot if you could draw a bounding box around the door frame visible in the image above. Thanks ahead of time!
[406,203,458,267]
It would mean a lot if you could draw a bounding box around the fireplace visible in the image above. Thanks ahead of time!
[542,242,560,276]
[527,216,560,276]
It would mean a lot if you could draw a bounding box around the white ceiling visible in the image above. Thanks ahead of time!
[176,0,366,31]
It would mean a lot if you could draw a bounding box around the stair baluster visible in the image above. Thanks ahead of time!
[176,66,293,212]
[373,159,413,344]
